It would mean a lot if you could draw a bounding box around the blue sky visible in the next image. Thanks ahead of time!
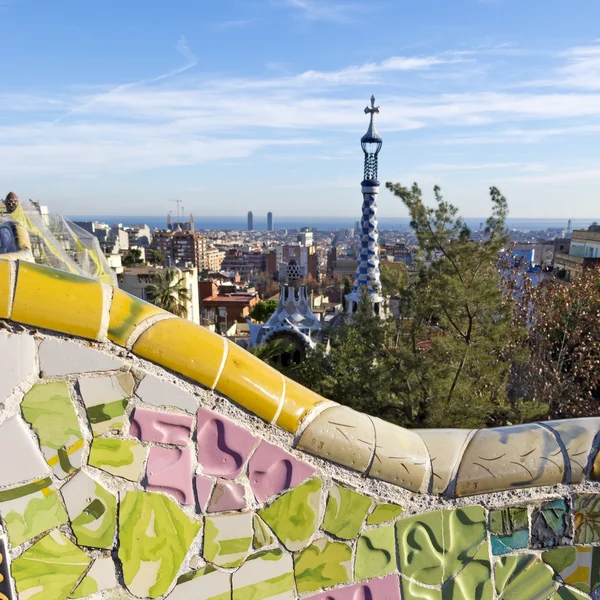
[2,0,600,219]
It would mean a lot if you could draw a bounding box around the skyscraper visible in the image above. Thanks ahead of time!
[247,211,254,231]
[267,212,274,232]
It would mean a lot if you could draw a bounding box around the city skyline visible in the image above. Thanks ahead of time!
[3,1,600,219]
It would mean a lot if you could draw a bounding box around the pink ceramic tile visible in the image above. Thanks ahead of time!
[196,408,256,478]
[130,407,193,446]
[249,441,316,503]
[194,474,214,512]
[207,480,246,513]
[146,446,194,505]
[306,574,401,600]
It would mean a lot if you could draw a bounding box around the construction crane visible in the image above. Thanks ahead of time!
[170,199,183,222]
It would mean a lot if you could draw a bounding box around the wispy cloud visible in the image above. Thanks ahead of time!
[213,18,261,29]
[3,41,600,181]
[278,0,366,22]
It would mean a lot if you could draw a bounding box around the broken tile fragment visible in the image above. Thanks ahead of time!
[21,381,83,478]
[355,524,396,581]
[11,530,91,600]
[0,332,36,404]
[79,373,133,436]
[543,546,600,594]
[490,507,529,555]
[171,566,231,600]
[259,478,322,552]
[136,373,198,413]
[39,338,122,375]
[146,446,194,505]
[531,499,570,549]
[294,538,351,593]
[88,437,147,482]
[495,554,557,600]
[253,514,277,549]
[60,470,117,549]
[118,491,201,599]
[367,503,404,526]
[70,557,118,598]
[130,406,193,446]
[0,416,49,487]
[248,440,315,503]
[197,408,256,478]
[305,574,401,600]
[574,494,600,544]
[204,512,253,568]
[233,549,295,599]
[195,474,214,512]
[321,484,371,540]
[207,480,246,513]
[0,476,68,546]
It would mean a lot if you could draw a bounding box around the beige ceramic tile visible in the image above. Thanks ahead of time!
[545,418,600,483]
[296,406,375,474]
[416,429,475,494]
[455,423,565,497]
[367,417,429,492]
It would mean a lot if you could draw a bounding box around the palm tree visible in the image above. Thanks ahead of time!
[145,269,191,318]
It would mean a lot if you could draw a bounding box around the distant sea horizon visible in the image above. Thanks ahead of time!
[67,215,599,232]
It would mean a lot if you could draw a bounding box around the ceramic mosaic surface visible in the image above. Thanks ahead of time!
[2,258,600,599]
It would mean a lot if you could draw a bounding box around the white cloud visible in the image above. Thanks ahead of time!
[279,0,365,22]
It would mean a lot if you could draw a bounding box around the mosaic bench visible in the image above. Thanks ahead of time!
[0,258,600,599]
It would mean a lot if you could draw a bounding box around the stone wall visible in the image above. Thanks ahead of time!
[1,258,600,599]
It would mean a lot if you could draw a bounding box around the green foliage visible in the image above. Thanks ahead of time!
[380,262,408,297]
[122,248,143,267]
[146,249,163,265]
[290,184,547,429]
[250,299,278,323]
[145,269,191,318]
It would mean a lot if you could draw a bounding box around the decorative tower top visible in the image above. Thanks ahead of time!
[361,96,383,182]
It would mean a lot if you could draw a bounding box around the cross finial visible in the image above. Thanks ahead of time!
[364,95,380,116]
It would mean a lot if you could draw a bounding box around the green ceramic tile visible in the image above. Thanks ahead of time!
[367,503,404,525]
[118,491,201,598]
[321,484,372,540]
[253,515,277,549]
[442,541,492,599]
[401,579,443,600]
[204,512,253,568]
[21,381,83,478]
[490,507,529,556]
[172,566,231,600]
[543,546,600,593]
[70,557,118,598]
[61,471,117,549]
[396,506,487,586]
[551,587,589,600]
[88,437,147,482]
[11,529,91,600]
[258,478,322,551]
[0,476,68,546]
[294,538,352,593]
[531,499,570,549]
[574,494,600,544]
[494,554,557,600]
[355,524,396,581]
[233,549,295,599]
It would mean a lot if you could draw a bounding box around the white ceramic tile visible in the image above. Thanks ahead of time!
[136,374,198,414]
[39,338,122,376]
[0,332,36,403]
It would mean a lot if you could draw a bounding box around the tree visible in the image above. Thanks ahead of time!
[380,262,408,298]
[146,249,163,266]
[290,184,546,429]
[145,269,191,318]
[122,248,143,267]
[250,300,278,323]
[514,267,600,419]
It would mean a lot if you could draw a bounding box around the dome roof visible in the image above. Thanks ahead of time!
[5,192,19,202]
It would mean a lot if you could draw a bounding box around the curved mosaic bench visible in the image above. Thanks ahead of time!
[0,257,599,599]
